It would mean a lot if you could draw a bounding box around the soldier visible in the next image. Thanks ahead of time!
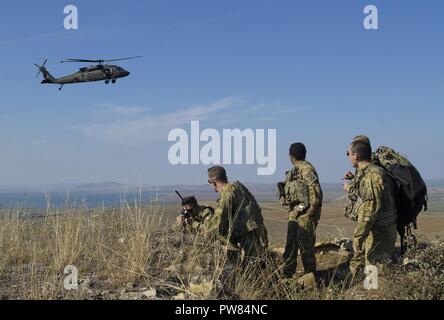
[207,166,268,262]
[176,196,214,234]
[343,135,372,221]
[278,143,323,278]
[344,141,398,276]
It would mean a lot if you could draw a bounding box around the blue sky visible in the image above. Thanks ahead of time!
[0,0,443,186]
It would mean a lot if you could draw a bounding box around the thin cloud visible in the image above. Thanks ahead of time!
[71,98,316,144]
[96,103,151,116]
[71,97,241,143]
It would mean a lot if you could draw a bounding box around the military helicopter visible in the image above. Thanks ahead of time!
[34,56,142,90]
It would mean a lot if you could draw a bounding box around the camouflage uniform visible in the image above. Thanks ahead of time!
[209,181,268,262]
[189,205,215,234]
[281,160,323,276]
[349,163,398,275]
[345,153,380,221]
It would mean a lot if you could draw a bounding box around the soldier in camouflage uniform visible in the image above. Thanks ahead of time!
[207,166,268,262]
[344,141,398,276]
[278,143,323,277]
[343,135,372,221]
[177,196,215,235]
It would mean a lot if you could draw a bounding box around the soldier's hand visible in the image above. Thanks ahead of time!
[343,171,355,180]
[343,182,351,192]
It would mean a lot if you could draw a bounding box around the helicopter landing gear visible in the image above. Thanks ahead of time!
[59,84,64,91]
[112,79,116,84]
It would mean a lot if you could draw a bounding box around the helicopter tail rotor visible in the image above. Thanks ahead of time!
[34,59,56,84]
[34,59,48,78]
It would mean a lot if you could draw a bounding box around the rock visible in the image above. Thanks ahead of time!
[272,247,285,255]
[192,265,204,274]
[120,292,143,300]
[164,265,179,273]
[142,288,157,299]
[315,238,353,253]
[79,274,99,290]
[189,281,213,297]
[315,241,340,253]
[403,258,419,271]
[297,273,316,289]
[36,266,46,273]
[337,238,353,252]
[173,292,187,300]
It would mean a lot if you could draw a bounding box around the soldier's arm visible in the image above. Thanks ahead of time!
[206,199,230,238]
[202,207,214,220]
[190,206,210,231]
[301,166,322,207]
[353,173,384,248]
[278,171,291,206]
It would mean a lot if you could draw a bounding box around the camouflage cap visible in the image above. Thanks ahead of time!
[208,166,228,182]
[181,196,198,207]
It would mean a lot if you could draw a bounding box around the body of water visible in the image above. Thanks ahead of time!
[0,192,162,209]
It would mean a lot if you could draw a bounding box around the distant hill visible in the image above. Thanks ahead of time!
[427,179,444,188]
[72,182,130,193]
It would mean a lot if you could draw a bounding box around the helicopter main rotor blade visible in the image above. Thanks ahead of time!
[60,56,142,63]
[61,59,103,63]
[102,56,143,62]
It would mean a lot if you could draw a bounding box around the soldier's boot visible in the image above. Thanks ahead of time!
[347,252,366,286]
[282,221,298,278]
[301,254,316,275]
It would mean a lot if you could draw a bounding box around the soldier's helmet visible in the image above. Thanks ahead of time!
[182,196,198,207]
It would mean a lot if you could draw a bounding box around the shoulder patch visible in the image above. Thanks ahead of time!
[305,171,318,184]
[300,163,318,184]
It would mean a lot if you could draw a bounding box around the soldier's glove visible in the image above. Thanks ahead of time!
[277,182,287,206]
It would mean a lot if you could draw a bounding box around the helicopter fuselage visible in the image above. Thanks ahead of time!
[41,64,130,85]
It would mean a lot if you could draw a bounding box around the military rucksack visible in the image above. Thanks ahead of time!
[373,146,428,254]
[230,182,266,241]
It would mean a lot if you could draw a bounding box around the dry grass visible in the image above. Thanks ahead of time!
[0,203,443,300]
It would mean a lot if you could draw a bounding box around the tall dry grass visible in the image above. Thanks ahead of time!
[0,202,443,300]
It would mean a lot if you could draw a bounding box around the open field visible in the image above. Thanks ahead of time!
[161,200,444,247]
[0,198,442,300]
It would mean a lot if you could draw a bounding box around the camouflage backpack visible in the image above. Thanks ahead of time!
[230,182,267,242]
[374,146,428,253]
